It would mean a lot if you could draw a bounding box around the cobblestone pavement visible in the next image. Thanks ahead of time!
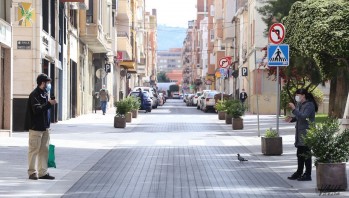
[1,99,347,198]
[62,100,302,198]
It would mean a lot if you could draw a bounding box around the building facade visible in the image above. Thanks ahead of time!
[0,0,12,136]
[0,0,157,136]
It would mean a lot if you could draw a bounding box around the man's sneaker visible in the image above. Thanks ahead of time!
[39,173,55,180]
[287,172,301,180]
[297,174,312,181]
[29,173,38,180]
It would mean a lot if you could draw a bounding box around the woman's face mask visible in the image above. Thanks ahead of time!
[295,94,304,103]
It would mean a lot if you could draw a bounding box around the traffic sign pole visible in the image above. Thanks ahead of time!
[276,67,280,134]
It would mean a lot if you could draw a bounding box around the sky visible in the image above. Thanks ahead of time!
[145,0,197,28]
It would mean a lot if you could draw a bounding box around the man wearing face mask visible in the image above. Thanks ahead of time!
[285,89,318,181]
[25,73,57,180]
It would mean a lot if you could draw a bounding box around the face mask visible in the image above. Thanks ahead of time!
[45,83,51,92]
[295,95,301,102]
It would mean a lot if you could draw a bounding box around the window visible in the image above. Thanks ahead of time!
[86,0,93,23]
[99,0,102,23]
[70,10,77,29]
[50,0,55,38]
[210,29,214,41]
[42,0,49,33]
[210,5,215,16]
[0,0,6,20]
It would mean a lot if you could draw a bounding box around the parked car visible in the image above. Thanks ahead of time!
[183,94,189,102]
[132,87,158,109]
[200,91,219,112]
[159,93,166,104]
[172,92,180,99]
[197,90,211,110]
[129,91,152,112]
[186,94,195,106]
[192,92,203,106]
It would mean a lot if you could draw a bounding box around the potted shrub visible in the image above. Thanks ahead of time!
[113,100,128,128]
[226,99,245,130]
[303,119,349,191]
[124,97,133,123]
[261,128,283,155]
[224,99,234,124]
[129,96,140,118]
[215,100,226,120]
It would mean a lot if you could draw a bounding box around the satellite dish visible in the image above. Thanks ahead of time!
[120,70,126,77]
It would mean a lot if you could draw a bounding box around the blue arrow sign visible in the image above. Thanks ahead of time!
[268,44,289,66]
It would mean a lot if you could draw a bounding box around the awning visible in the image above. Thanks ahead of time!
[119,60,135,70]
[127,69,137,74]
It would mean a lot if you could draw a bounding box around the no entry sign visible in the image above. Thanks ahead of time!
[269,23,285,44]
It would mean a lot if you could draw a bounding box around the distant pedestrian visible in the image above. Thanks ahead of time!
[138,88,144,107]
[239,89,248,104]
[24,73,57,180]
[286,88,318,181]
[99,85,109,115]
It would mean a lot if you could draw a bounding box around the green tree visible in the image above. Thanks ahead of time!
[257,0,305,36]
[157,72,170,82]
[283,0,349,117]
[258,0,325,110]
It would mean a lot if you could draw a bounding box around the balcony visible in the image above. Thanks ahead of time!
[80,23,108,53]
[0,19,12,47]
[117,0,132,21]
[117,31,132,60]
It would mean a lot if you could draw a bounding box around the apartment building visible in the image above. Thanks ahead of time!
[0,0,12,136]
[145,9,158,87]
[0,0,157,135]
[181,0,278,114]
[157,48,181,73]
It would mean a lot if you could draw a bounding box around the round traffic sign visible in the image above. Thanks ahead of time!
[269,23,285,44]
[96,68,106,79]
[219,57,232,68]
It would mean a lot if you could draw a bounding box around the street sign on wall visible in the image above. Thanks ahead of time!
[269,23,285,44]
[241,67,248,76]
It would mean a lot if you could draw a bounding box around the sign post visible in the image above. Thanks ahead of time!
[268,23,288,134]
[219,57,231,101]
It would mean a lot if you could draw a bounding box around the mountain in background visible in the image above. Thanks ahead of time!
[157,24,186,51]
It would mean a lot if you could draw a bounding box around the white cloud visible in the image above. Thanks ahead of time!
[145,0,196,28]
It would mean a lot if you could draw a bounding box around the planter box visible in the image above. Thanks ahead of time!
[225,114,232,124]
[114,116,126,128]
[132,109,138,118]
[261,137,283,155]
[126,112,132,123]
[218,111,226,120]
[232,117,243,130]
[316,163,347,191]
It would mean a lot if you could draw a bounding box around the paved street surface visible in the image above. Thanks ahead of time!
[0,99,348,198]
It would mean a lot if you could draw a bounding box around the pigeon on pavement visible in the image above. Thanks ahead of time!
[237,153,248,161]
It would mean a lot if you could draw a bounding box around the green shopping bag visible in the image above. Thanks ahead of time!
[48,144,56,168]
